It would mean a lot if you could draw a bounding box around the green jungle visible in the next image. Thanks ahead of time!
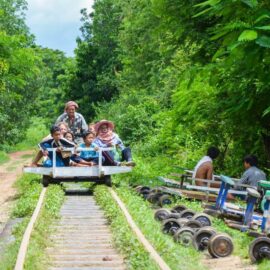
[2,0,270,178]
[1,1,270,269]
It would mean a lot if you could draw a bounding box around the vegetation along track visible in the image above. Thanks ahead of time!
[15,184,172,270]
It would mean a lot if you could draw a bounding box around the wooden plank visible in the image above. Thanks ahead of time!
[14,188,47,270]
[109,189,171,270]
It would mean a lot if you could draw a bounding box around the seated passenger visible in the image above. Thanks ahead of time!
[64,131,98,166]
[40,125,75,167]
[55,101,88,144]
[29,122,69,167]
[237,155,266,189]
[93,120,135,166]
[88,122,96,135]
[192,147,220,186]
[64,131,75,143]
[77,131,100,166]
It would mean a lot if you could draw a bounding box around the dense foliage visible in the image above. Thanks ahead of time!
[0,0,72,149]
[63,0,270,175]
[1,0,270,175]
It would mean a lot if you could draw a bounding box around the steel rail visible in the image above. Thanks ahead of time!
[14,187,47,270]
[109,188,171,270]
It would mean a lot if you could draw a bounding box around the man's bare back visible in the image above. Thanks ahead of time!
[195,161,213,186]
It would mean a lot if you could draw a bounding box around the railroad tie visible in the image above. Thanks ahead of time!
[47,195,126,270]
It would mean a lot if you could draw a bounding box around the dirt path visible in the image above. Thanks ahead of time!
[203,255,256,270]
[0,150,34,233]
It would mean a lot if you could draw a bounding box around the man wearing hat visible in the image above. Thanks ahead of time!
[55,101,88,144]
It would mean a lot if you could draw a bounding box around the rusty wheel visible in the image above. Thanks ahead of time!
[208,233,234,258]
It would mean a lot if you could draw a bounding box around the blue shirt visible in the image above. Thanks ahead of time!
[79,143,99,159]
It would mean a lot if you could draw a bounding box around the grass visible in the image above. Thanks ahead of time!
[0,151,9,165]
[114,185,206,270]
[110,151,270,270]
[0,174,65,270]
[94,185,160,270]
[13,117,48,151]
[24,185,65,269]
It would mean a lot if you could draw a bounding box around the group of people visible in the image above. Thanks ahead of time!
[193,146,266,191]
[30,101,135,168]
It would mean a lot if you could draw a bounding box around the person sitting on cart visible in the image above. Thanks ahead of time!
[192,147,220,186]
[93,120,135,166]
[64,131,75,143]
[40,125,76,167]
[29,122,69,167]
[88,122,96,135]
[55,101,88,144]
[236,155,266,189]
[74,131,101,166]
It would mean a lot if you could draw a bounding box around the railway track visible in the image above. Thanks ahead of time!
[13,182,261,270]
[14,184,171,270]
[47,192,125,270]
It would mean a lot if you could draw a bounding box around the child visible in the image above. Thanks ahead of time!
[79,131,99,165]
[40,125,75,167]
[64,131,75,143]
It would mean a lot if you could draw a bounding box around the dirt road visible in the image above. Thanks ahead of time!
[0,150,34,232]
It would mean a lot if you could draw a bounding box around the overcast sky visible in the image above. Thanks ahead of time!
[25,0,94,56]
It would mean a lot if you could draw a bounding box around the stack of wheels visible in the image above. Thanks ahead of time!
[249,237,270,263]
[135,186,172,206]
[155,204,234,258]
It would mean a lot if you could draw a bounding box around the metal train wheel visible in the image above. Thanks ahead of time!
[139,186,151,193]
[171,205,187,214]
[192,213,212,227]
[158,195,172,206]
[154,209,171,221]
[249,237,270,263]
[135,186,143,193]
[185,220,202,229]
[42,175,52,187]
[147,192,164,204]
[192,226,217,251]
[162,218,183,234]
[208,233,234,258]
[104,175,112,187]
[180,209,196,219]
[174,227,195,247]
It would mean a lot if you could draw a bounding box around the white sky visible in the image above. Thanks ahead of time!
[25,0,94,56]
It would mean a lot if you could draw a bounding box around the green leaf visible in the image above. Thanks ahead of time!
[255,35,270,48]
[255,25,270,31]
[263,106,270,117]
[255,14,270,24]
[192,7,213,18]
[238,30,258,41]
[194,0,221,8]
[240,0,258,8]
